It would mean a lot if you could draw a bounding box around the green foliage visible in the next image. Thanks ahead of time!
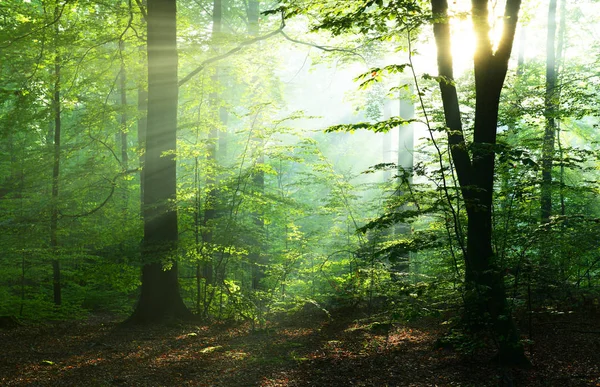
[0,0,598,341]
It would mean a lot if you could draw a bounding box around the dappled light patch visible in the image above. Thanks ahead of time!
[223,349,249,360]
[277,327,315,338]
[260,374,293,387]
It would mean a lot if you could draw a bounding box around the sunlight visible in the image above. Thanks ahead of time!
[447,0,510,74]
[449,14,476,71]
[414,1,516,77]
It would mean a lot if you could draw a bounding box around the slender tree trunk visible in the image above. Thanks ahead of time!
[127,0,192,323]
[540,0,568,287]
[516,27,526,76]
[395,88,415,274]
[137,87,147,213]
[50,6,62,307]
[247,0,265,291]
[194,154,203,314]
[248,0,259,36]
[120,41,129,172]
[540,0,558,225]
[382,102,392,183]
[199,0,224,318]
[120,39,129,221]
[430,0,529,366]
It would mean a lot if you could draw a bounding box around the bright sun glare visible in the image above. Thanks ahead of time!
[446,1,511,74]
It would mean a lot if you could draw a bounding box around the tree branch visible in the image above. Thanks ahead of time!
[0,0,70,49]
[134,0,147,22]
[279,30,365,61]
[430,0,473,190]
[59,168,140,219]
[496,0,522,62]
[178,11,367,87]
[178,23,285,87]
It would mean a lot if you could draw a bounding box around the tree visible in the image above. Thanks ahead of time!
[540,0,559,225]
[430,0,529,366]
[50,3,63,306]
[247,0,266,291]
[128,0,193,323]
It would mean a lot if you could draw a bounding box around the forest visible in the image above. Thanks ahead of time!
[0,0,599,385]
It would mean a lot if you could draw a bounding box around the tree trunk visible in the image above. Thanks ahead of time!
[540,0,567,286]
[127,0,192,323]
[50,5,62,307]
[248,0,259,37]
[394,88,415,275]
[198,0,224,318]
[430,0,529,366]
[382,101,392,182]
[137,87,147,213]
[540,0,558,225]
[119,39,129,221]
[247,0,265,290]
[556,0,566,219]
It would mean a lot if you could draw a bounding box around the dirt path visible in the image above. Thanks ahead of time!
[0,312,598,386]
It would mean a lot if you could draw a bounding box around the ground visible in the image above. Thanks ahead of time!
[0,309,598,386]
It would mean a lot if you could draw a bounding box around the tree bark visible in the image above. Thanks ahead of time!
[430,0,529,366]
[127,0,192,323]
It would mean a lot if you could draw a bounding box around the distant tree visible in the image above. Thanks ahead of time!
[540,0,560,225]
[247,0,266,291]
[50,4,63,306]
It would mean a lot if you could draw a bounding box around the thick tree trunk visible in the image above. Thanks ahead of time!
[430,0,529,366]
[128,0,192,323]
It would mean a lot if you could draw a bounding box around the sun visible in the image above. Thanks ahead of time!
[446,1,512,75]
[449,15,477,73]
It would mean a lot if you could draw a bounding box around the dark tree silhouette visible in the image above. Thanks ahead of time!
[128,0,193,323]
[430,0,529,366]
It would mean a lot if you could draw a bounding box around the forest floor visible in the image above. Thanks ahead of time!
[0,308,599,386]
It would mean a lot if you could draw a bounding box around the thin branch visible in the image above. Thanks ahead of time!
[279,30,366,62]
[117,0,135,43]
[407,26,467,263]
[179,11,367,87]
[179,24,285,87]
[59,168,140,219]
[0,0,70,49]
[134,0,147,22]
